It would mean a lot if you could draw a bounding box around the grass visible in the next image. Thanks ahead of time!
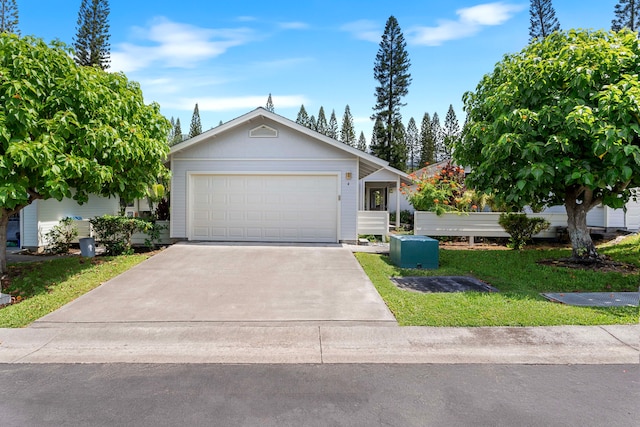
[356,235,640,326]
[0,254,150,328]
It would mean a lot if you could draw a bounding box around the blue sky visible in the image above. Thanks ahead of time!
[20,0,615,139]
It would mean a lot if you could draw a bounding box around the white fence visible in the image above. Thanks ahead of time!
[414,211,568,242]
[357,211,389,236]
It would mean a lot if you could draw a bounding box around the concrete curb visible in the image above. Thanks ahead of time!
[0,324,637,365]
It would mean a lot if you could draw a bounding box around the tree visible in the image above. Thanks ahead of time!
[172,118,183,145]
[529,0,561,40]
[296,104,309,127]
[431,113,444,161]
[308,115,317,131]
[265,93,274,112]
[405,117,419,170]
[168,116,176,144]
[612,0,639,32]
[419,112,436,166]
[442,105,460,160]
[328,110,338,139]
[316,106,328,136]
[390,119,407,170]
[357,131,367,152]
[340,105,356,147]
[0,35,171,274]
[456,29,640,261]
[0,0,19,34]
[188,103,202,138]
[73,0,111,69]
[370,117,384,156]
[371,16,412,162]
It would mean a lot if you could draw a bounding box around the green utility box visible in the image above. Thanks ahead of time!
[390,235,439,269]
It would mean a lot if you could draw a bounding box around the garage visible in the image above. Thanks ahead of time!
[189,174,339,242]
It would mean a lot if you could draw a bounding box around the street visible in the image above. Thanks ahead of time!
[0,364,637,426]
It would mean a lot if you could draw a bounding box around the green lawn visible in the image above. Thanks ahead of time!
[0,254,150,327]
[356,235,640,326]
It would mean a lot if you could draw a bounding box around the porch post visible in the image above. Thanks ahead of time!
[395,177,400,229]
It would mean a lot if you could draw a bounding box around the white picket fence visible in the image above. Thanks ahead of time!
[357,211,389,236]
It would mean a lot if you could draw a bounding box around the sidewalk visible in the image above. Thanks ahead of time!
[0,324,637,364]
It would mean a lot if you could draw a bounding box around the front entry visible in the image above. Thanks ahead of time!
[368,188,388,211]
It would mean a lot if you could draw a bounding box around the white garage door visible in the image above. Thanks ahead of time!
[190,174,338,242]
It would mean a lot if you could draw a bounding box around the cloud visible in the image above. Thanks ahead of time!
[409,2,525,46]
[168,95,308,112]
[110,17,255,73]
[278,21,310,30]
[340,20,381,43]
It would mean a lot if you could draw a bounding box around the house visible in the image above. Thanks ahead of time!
[168,107,412,243]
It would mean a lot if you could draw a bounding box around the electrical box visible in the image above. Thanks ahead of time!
[390,235,439,269]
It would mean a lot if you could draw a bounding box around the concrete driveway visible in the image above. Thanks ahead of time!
[34,243,397,326]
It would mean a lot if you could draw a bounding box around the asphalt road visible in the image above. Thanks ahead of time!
[0,364,637,426]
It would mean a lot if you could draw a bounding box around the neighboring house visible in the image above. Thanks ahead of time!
[169,107,411,243]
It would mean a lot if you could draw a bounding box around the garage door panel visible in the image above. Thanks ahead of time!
[190,174,338,242]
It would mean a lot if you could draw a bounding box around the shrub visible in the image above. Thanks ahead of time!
[389,209,414,227]
[89,215,152,255]
[45,217,78,254]
[498,213,550,250]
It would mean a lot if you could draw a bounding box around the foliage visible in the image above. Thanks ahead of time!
[171,118,183,145]
[418,112,435,167]
[0,0,19,34]
[328,110,338,139]
[612,0,639,31]
[405,117,419,170]
[389,209,414,227]
[390,118,407,170]
[73,0,110,69]
[296,104,309,127]
[340,105,356,147]
[188,103,202,138]
[0,34,171,274]
[357,131,367,152]
[89,215,152,255]
[529,0,561,40]
[371,16,412,163]
[45,217,79,254]
[265,93,274,112]
[155,197,170,221]
[456,30,640,260]
[143,220,168,249]
[442,105,459,160]
[498,213,550,250]
[431,113,445,162]
[316,106,328,136]
[401,162,472,215]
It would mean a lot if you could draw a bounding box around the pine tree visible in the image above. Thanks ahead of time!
[340,105,356,147]
[73,0,111,69]
[189,103,202,138]
[390,119,407,171]
[371,16,412,162]
[431,113,445,162]
[265,93,275,112]
[172,118,183,145]
[419,112,436,167]
[0,0,19,34]
[168,117,176,144]
[612,0,640,31]
[308,115,317,131]
[357,131,367,152]
[529,0,561,40]
[316,107,328,136]
[405,117,419,170]
[296,104,309,127]
[442,105,460,159]
[328,110,339,139]
[370,117,386,157]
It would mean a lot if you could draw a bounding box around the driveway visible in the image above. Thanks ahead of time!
[34,243,397,326]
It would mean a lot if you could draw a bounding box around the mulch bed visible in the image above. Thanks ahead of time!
[537,256,639,274]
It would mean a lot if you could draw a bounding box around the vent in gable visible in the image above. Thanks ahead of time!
[249,125,278,138]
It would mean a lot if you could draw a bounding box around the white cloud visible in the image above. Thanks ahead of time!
[409,2,525,46]
[110,17,255,73]
[279,21,310,30]
[168,95,308,112]
[340,20,381,43]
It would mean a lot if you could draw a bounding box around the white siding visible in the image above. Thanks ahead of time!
[20,202,39,248]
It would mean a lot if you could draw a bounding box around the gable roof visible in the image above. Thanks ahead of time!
[169,107,410,183]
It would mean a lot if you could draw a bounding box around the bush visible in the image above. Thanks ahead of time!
[498,213,550,250]
[389,210,414,227]
[89,215,152,255]
[45,217,78,254]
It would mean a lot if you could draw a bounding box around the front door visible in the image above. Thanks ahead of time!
[368,188,387,211]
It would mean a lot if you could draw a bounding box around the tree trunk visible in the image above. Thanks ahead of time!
[565,199,599,261]
[0,210,8,279]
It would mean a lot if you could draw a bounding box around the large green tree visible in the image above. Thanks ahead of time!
[188,103,202,138]
[172,118,183,145]
[73,0,111,69]
[612,0,639,32]
[371,16,411,163]
[328,110,338,139]
[418,112,435,167]
[529,0,560,40]
[405,117,419,170]
[456,30,640,260]
[296,104,309,127]
[316,106,328,136]
[0,0,19,35]
[357,131,367,152]
[431,113,444,161]
[442,105,460,160]
[340,105,356,147]
[0,35,171,273]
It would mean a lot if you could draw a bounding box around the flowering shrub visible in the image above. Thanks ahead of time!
[401,162,482,215]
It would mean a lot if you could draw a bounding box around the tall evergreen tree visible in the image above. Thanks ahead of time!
[296,104,309,127]
[316,106,328,135]
[265,93,275,112]
[529,0,561,40]
[328,110,339,139]
[371,16,412,162]
[357,131,367,152]
[172,118,183,145]
[370,118,384,156]
[419,112,436,167]
[73,0,111,69]
[340,105,356,147]
[0,0,19,34]
[168,117,176,144]
[189,103,202,138]
[405,117,419,170]
[308,115,317,131]
[612,0,640,31]
[442,105,460,159]
[431,113,446,162]
[390,119,407,171]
